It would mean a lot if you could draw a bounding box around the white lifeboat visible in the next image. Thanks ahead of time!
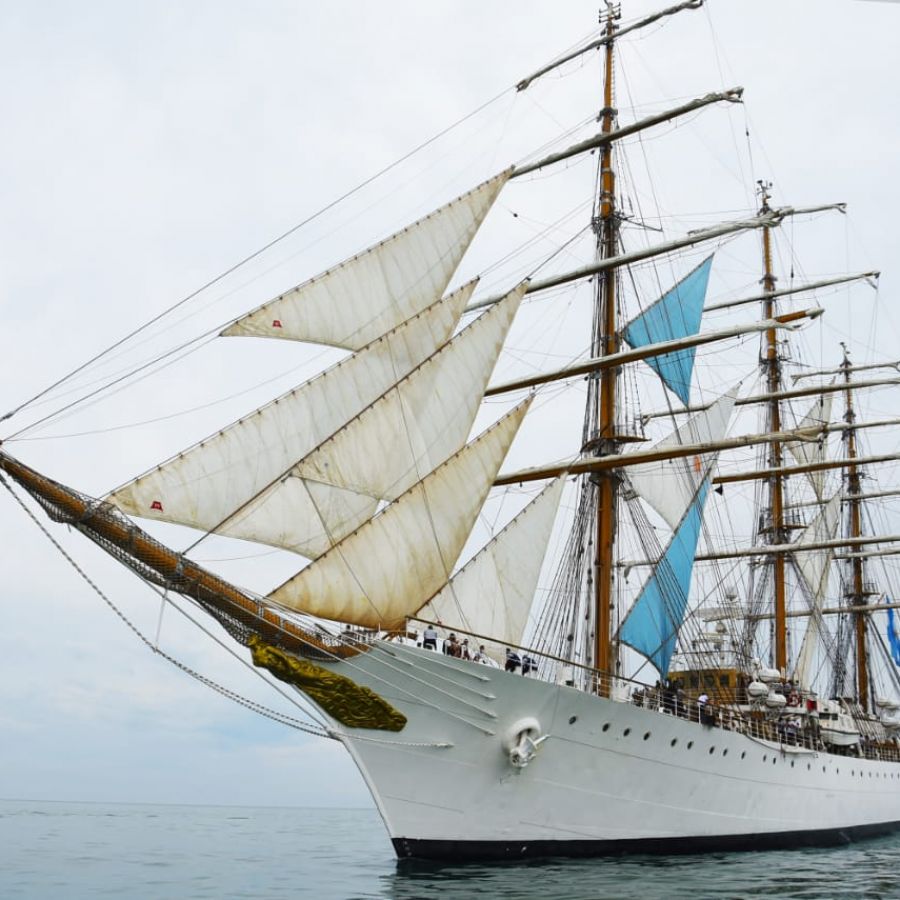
[882,715,900,736]
[765,692,787,710]
[818,700,861,746]
[746,681,769,700]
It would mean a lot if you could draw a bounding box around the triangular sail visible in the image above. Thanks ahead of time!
[618,478,711,676]
[221,171,512,348]
[625,388,736,530]
[622,256,713,405]
[107,284,475,531]
[785,390,833,500]
[266,399,532,628]
[792,492,842,688]
[416,476,566,662]
[209,283,527,557]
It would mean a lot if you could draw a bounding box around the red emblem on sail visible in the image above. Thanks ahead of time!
[272,319,283,328]
[150,500,163,511]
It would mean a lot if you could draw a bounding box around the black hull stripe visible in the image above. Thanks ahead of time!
[392,820,900,862]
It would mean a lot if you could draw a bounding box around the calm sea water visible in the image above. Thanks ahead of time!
[3,800,900,899]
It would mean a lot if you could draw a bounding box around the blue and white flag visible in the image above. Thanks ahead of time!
[887,604,900,665]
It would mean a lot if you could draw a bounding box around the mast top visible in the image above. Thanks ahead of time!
[515,1,702,91]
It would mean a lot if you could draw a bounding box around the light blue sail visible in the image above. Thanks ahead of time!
[619,478,710,676]
[623,256,713,405]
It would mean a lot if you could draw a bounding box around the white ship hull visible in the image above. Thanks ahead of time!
[320,643,900,860]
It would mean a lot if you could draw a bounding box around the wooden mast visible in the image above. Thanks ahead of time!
[759,183,788,674]
[594,2,620,693]
[842,346,870,711]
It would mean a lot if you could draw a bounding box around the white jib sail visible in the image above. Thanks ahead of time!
[625,388,737,530]
[107,284,475,530]
[212,283,527,557]
[220,170,512,348]
[792,492,842,690]
[416,476,566,662]
[266,398,532,628]
[785,390,833,501]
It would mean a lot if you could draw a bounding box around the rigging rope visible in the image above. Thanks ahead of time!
[0,471,335,741]
[2,17,615,440]
[2,98,514,438]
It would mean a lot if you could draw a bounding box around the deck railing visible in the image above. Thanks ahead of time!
[401,619,900,764]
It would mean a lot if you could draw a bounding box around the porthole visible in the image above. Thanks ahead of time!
[687,741,694,749]
[670,738,678,748]
[807,764,811,771]
[602,723,610,732]
[643,732,651,741]
[741,752,746,760]
[823,766,826,773]
[772,757,776,765]
[722,749,728,757]
[852,771,855,777]
[763,755,767,762]
[790,761,794,768]
[568,715,577,725]
[708,747,715,755]
[623,728,631,737]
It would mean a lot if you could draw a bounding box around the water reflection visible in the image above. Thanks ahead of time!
[4,802,900,900]
[373,839,900,900]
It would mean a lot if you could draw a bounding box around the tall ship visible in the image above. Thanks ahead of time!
[4,1,900,859]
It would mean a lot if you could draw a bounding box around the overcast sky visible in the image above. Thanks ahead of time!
[1,0,898,809]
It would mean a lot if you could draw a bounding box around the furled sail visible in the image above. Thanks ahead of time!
[618,478,711,676]
[107,284,475,530]
[625,388,736,530]
[794,492,842,598]
[622,256,714,405]
[208,283,527,557]
[792,492,842,689]
[785,390,833,500]
[266,399,532,628]
[416,476,566,661]
[221,171,512,348]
